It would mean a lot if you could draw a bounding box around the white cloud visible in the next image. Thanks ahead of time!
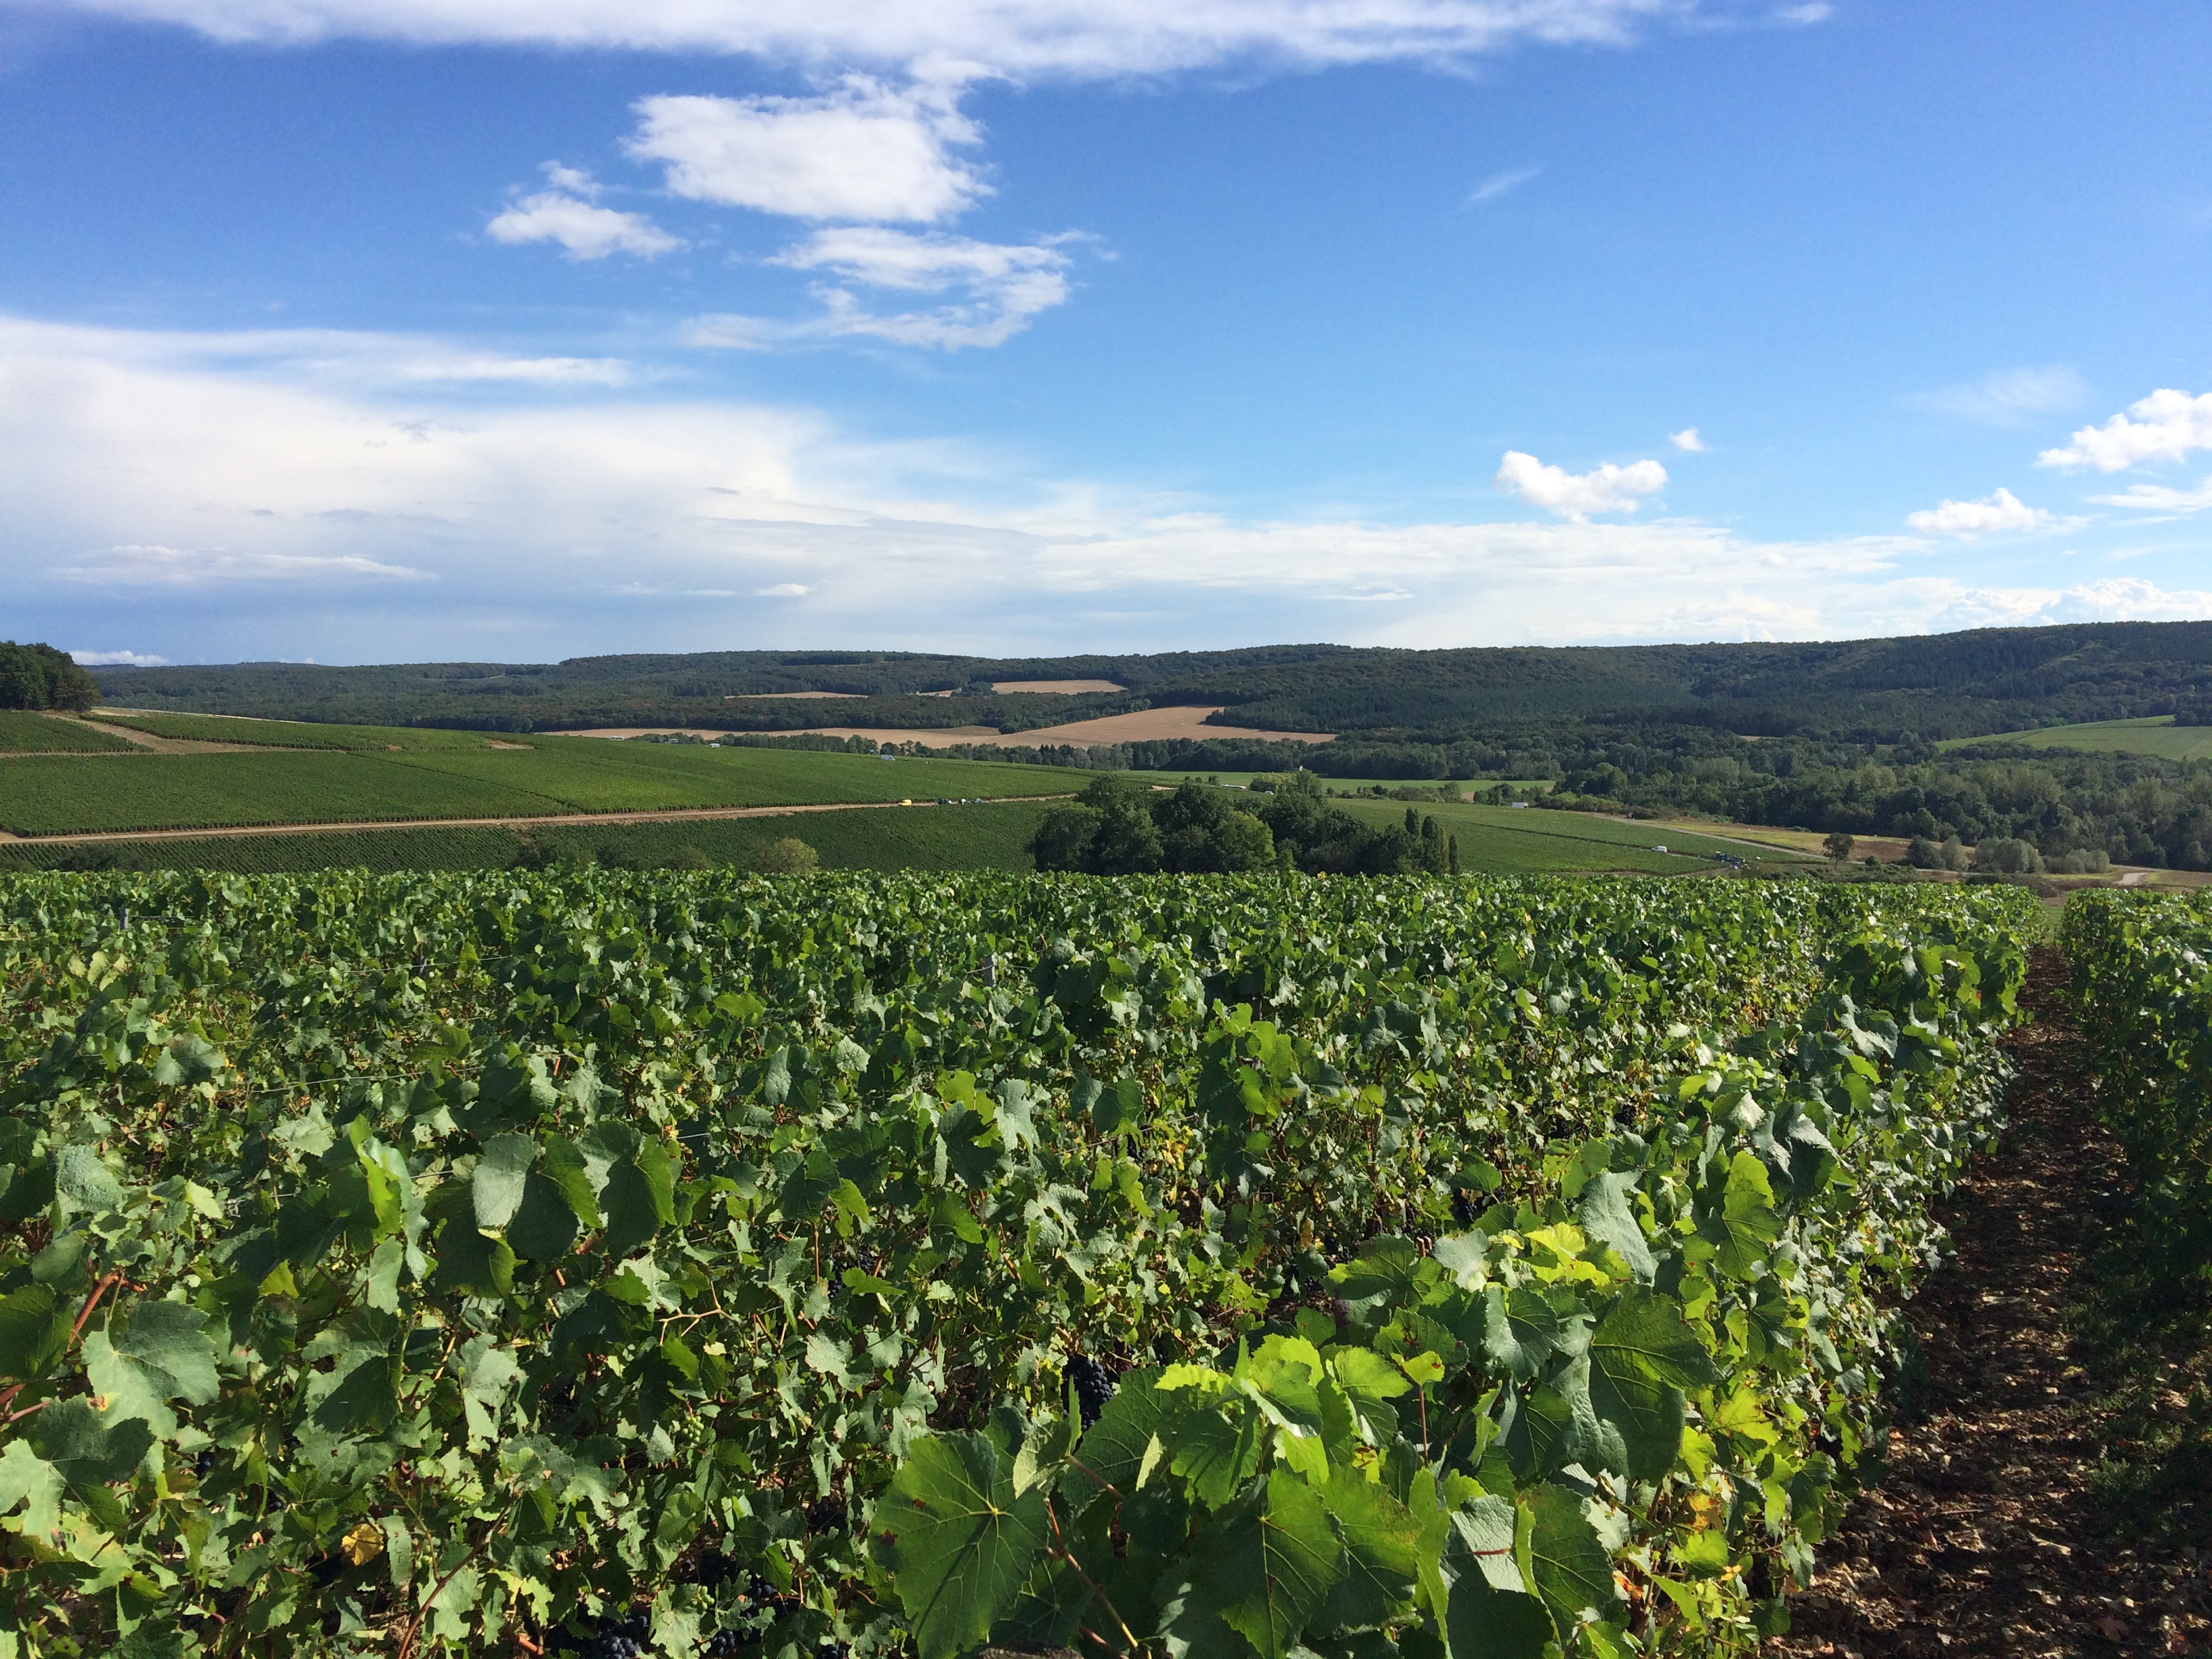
[2039,388,2212,472]
[70,649,167,665]
[486,173,684,260]
[1668,427,1706,452]
[2089,474,2212,518]
[1466,165,1540,205]
[31,1,1809,78]
[1904,487,2055,536]
[1912,365,2089,428]
[756,581,811,596]
[628,79,985,222]
[1494,450,1667,520]
[398,355,638,386]
[696,228,1083,350]
[57,544,430,586]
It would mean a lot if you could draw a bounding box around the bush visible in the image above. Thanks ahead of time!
[756,836,820,874]
[1972,836,2045,875]
[2051,848,2111,875]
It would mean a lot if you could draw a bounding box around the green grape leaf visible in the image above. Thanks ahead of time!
[507,1171,581,1260]
[1165,1466,1343,1659]
[1315,1465,1422,1633]
[0,1284,69,1382]
[55,1145,122,1216]
[1522,1483,1622,1641]
[0,1441,65,1539]
[883,1432,1050,1659]
[471,1133,539,1230]
[1574,1172,1655,1284]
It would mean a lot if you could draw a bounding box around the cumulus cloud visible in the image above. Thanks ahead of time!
[1912,364,2089,428]
[1495,451,1667,520]
[1904,487,2055,536]
[695,228,1083,350]
[1669,428,1706,452]
[1466,165,1540,205]
[2089,474,2212,518]
[70,649,167,666]
[30,1,1805,77]
[486,171,684,259]
[2039,389,2212,472]
[628,79,985,222]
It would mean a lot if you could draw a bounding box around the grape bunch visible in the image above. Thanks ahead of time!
[1068,1355,1115,1427]
[802,1494,848,1534]
[556,1615,649,1659]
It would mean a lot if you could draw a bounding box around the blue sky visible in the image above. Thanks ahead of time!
[1,0,2208,665]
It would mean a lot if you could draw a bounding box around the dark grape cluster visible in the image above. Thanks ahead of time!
[682,1553,740,1589]
[702,1631,752,1658]
[556,1615,649,1659]
[1450,1189,1479,1228]
[1068,1355,1115,1427]
[802,1494,847,1534]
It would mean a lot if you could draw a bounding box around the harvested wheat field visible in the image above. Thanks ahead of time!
[1008,704,1332,745]
[993,678,1127,693]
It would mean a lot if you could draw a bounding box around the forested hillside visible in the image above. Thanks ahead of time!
[94,621,2212,741]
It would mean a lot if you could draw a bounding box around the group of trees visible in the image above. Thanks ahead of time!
[0,642,100,712]
[1028,773,1458,877]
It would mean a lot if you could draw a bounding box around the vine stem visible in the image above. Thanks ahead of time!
[1046,1496,1143,1654]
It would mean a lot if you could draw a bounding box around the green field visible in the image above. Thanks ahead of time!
[1334,796,1802,874]
[0,711,138,754]
[0,798,1055,874]
[1940,716,2212,761]
[91,710,511,750]
[0,739,1065,835]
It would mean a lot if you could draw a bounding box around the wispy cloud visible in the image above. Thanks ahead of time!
[31,1,1826,77]
[1912,365,2089,428]
[2089,474,2212,518]
[1466,165,1541,205]
[1495,450,1667,520]
[1904,487,2057,536]
[56,545,431,586]
[1668,427,1706,452]
[693,228,1088,351]
[2039,388,2212,472]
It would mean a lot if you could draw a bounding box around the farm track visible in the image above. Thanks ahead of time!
[1773,947,2211,1659]
[0,795,1074,846]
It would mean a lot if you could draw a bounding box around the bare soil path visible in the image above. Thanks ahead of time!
[1774,947,2211,1658]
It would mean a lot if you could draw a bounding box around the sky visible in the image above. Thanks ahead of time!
[1,0,2209,668]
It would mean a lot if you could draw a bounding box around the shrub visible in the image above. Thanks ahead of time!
[756,836,821,874]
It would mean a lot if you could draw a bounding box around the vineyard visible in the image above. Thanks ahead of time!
[0,745,1057,838]
[0,867,2053,1659]
[2064,889,2212,1290]
[0,717,135,757]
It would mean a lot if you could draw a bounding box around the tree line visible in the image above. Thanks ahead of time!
[0,642,100,712]
[1027,774,1458,876]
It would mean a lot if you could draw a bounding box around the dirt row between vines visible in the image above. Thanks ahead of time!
[1771,946,2211,1658]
